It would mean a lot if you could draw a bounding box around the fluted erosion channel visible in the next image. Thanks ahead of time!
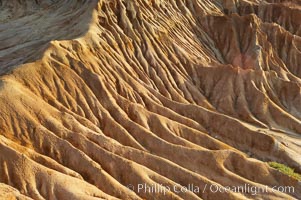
[0,0,301,199]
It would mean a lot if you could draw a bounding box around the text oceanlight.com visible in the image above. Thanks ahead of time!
[126,183,295,196]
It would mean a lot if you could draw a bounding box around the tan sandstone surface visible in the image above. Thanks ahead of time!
[0,0,301,199]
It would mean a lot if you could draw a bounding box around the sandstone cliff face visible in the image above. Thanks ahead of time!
[0,0,301,199]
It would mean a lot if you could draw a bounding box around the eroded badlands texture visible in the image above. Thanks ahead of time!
[0,0,301,199]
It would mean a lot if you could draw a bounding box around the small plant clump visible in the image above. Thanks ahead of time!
[268,162,301,181]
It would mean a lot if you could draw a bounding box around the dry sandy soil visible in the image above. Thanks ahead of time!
[0,0,301,199]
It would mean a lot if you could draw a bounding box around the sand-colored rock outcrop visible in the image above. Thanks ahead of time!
[0,0,301,199]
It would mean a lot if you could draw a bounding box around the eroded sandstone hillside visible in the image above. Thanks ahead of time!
[0,0,301,199]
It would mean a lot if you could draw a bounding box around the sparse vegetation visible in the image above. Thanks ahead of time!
[268,162,301,181]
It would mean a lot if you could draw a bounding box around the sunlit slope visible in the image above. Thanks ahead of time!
[0,0,301,199]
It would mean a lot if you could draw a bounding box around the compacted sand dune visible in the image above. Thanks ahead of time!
[0,0,301,199]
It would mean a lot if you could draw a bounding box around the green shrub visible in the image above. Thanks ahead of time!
[268,162,301,181]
